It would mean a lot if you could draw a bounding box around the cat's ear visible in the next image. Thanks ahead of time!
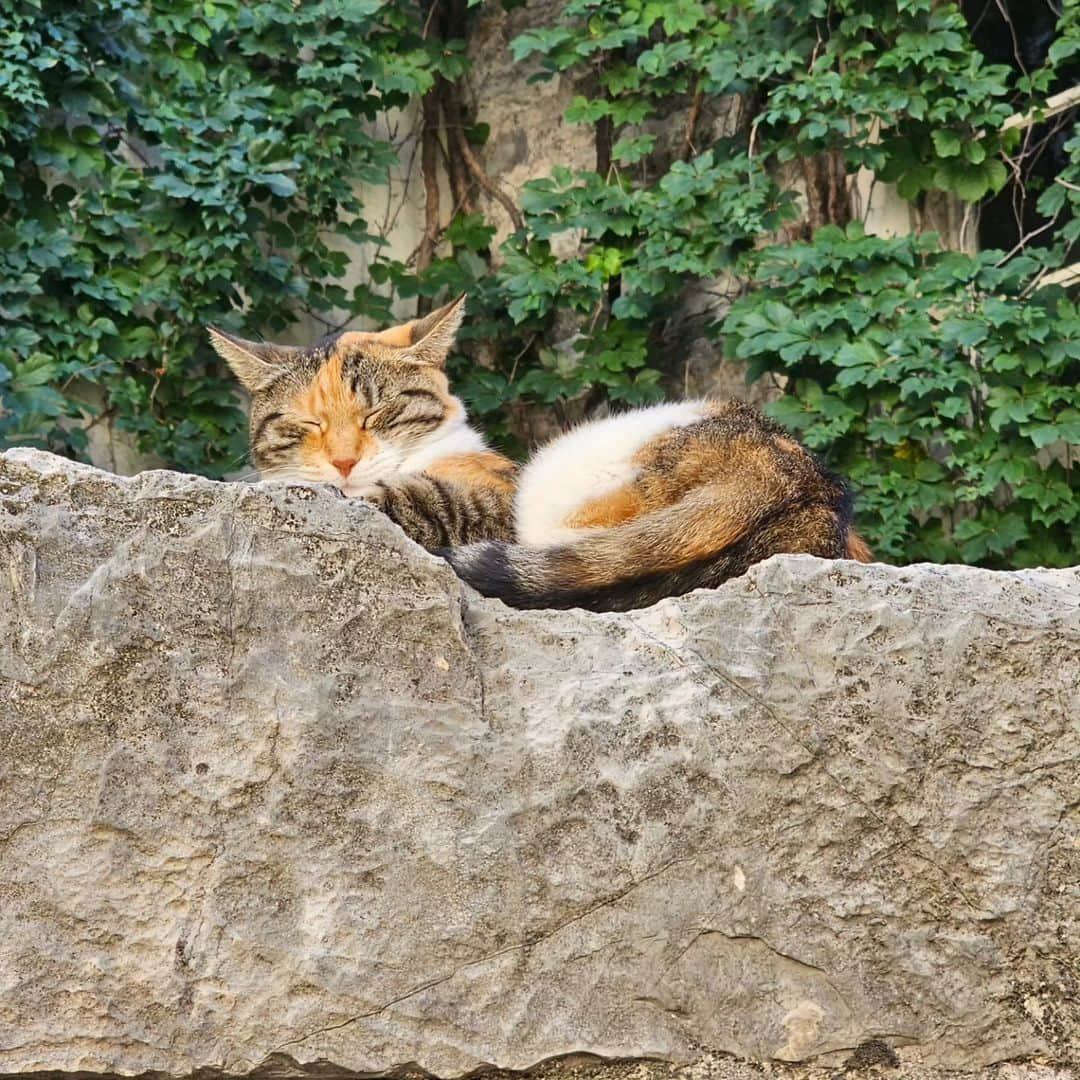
[207,327,298,392]
[401,294,467,368]
[354,295,466,366]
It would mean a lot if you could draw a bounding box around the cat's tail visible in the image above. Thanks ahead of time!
[441,486,870,612]
[845,530,874,563]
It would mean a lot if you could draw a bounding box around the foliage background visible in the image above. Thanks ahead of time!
[1,0,1077,567]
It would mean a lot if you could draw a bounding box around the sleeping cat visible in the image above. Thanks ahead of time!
[209,296,517,547]
[213,295,871,611]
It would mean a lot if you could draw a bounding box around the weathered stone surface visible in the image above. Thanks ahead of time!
[1,448,1077,1079]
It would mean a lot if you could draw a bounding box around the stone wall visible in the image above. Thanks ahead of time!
[1,448,1077,1078]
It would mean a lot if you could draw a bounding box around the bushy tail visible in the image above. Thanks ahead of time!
[444,480,875,612]
[443,485,792,612]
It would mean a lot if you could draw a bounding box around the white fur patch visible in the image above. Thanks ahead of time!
[399,416,488,475]
[515,401,712,547]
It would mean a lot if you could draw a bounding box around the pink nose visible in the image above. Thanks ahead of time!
[331,457,358,478]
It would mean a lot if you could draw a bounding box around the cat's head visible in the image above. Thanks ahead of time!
[209,296,468,496]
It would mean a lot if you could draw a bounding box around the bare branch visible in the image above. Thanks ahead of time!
[1002,84,1080,132]
[1036,262,1080,290]
[441,79,525,233]
[416,87,443,288]
[681,84,704,161]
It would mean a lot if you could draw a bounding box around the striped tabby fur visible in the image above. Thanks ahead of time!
[210,296,516,548]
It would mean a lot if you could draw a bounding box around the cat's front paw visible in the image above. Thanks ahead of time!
[351,482,388,507]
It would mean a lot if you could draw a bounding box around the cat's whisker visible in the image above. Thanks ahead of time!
[256,468,315,483]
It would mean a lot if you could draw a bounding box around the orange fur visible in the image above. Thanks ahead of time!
[846,531,874,562]
[334,322,416,356]
[564,485,646,529]
[332,330,370,356]
[294,353,375,467]
[555,432,815,587]
[425,452,517,493]
[628,437,787,512]
[656,497,754,569]
[369,322,417,347]
[570,491,757,589]
[297,353,351,414]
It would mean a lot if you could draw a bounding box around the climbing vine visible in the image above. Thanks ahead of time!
[724,226,1079,567]
[0,0,440,473]
[1,0,1077,565]
[720,2,1080,568]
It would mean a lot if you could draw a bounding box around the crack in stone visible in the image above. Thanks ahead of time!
[259,941,527,1065]
[258,858,690,1067]
[0,817,53,845]
[626,614,981,913]
[567,932,661,965]
[522,857,689,951]
[678,928,859,1022]
[458,595,489,729]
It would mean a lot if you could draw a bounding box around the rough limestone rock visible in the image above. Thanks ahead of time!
[1,448,1077,1079]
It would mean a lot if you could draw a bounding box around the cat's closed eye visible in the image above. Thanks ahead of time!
[255,413,318,450]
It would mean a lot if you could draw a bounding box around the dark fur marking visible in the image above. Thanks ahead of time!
[430,477,461,538]
[396,388,442,403]
[251,411,283,445]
